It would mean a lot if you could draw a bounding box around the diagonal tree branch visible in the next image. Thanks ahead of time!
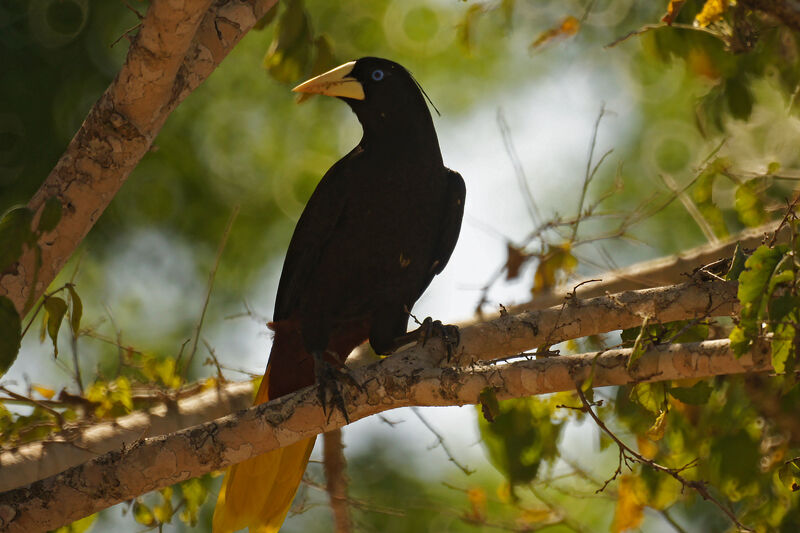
[0,381,253,492]
[0,279,740,492]
[0,0,278,316]
[0,337,772,532]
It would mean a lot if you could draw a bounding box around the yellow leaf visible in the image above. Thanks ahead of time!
[530,16,580,49]
[612,475,645,532]
[646,410,668,441]
[695,0,729,28]
[32,384,55,399]
[637,434,658,460]
[518,507,554,525]
[496,482,512,503]
[466,487,487,522]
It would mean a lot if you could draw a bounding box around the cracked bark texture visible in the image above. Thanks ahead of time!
[0,337,772,533]
[0,0,278,316]
[0,381,253,492]
[0,280,740,495]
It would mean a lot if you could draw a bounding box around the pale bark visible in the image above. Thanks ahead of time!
[0,381,253,492]
[0,338,772,533]
[0,279,739,492]
[506,220,783,313]
[455,279,738,365]
[0,0,278,316]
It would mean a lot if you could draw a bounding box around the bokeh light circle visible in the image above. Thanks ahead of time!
[28,0,89,48]
[383,0,455,56]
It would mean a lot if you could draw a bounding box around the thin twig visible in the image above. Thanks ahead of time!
[411,407,475,475]
[497,108,542,226]
[182,205,239,376]
[575,386,753,532]
[0,387,64,427]
[571,104,608,242]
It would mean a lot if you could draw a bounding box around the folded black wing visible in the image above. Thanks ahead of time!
[273,156,352,322]
[430,168,466,276]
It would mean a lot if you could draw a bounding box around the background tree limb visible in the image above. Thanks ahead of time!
[0,336,771,533]
[0,0,278,316]
[508,220,783,313]
[0,381,253,492]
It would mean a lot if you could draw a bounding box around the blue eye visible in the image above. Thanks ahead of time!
[371,69,385,81]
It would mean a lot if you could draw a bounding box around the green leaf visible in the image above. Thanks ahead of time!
[767,161,781,175]
[0,296,22,378]
[66,284,82,336]
[178,478,209,526]
[668,380,712,404]
[731,245,792,356]
[771,321,797,374]
[0,206,35,274]
[669,322,709,343]
[779,461,800,492]
[691,166,728,238]
[479,387,500,423]
[725,75,753,121]
[629,382,668,414]
[627,318,650,371]
[44,296,67,357]
[769,294,800,323]
[133,501,155,526]
[738,240,775,308]
[37,196,62,233]
[729,325,749,357]
[478,397,564,488]
[734,179,767,228]
[725,242,748,281]
[253,1,279,30]
[263,0,313,84]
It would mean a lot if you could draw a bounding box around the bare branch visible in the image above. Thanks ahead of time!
[506,221,783,313]
[0,334,773,532]
[0,381,253,492]
[458,279,738,365]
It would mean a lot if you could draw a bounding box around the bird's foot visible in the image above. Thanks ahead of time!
[312,351,360,424]
[415,317,460,361]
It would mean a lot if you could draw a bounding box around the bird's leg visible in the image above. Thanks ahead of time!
[389,317,460,360]
[312,351,361,424]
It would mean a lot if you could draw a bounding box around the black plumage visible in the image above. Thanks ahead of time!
[268,57,465,400]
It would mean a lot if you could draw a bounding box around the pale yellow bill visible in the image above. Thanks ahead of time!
[292,61,365,100]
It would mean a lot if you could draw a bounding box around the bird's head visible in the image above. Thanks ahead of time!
[292,57,436,140]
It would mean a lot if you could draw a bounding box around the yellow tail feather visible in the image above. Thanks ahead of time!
[213,437,316,533]
[213,368,316,532]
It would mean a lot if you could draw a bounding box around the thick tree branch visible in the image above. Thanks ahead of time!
[455,279,738,365]
[0,381,253,492]
[507,220,783,313]
[0,337,772,532]
[0,0,278,316]
[0,279,739,492]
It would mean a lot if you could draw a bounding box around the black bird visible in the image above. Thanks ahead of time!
[213,57,465,533]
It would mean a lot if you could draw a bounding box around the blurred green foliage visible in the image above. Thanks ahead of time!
[3,0,800,531]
